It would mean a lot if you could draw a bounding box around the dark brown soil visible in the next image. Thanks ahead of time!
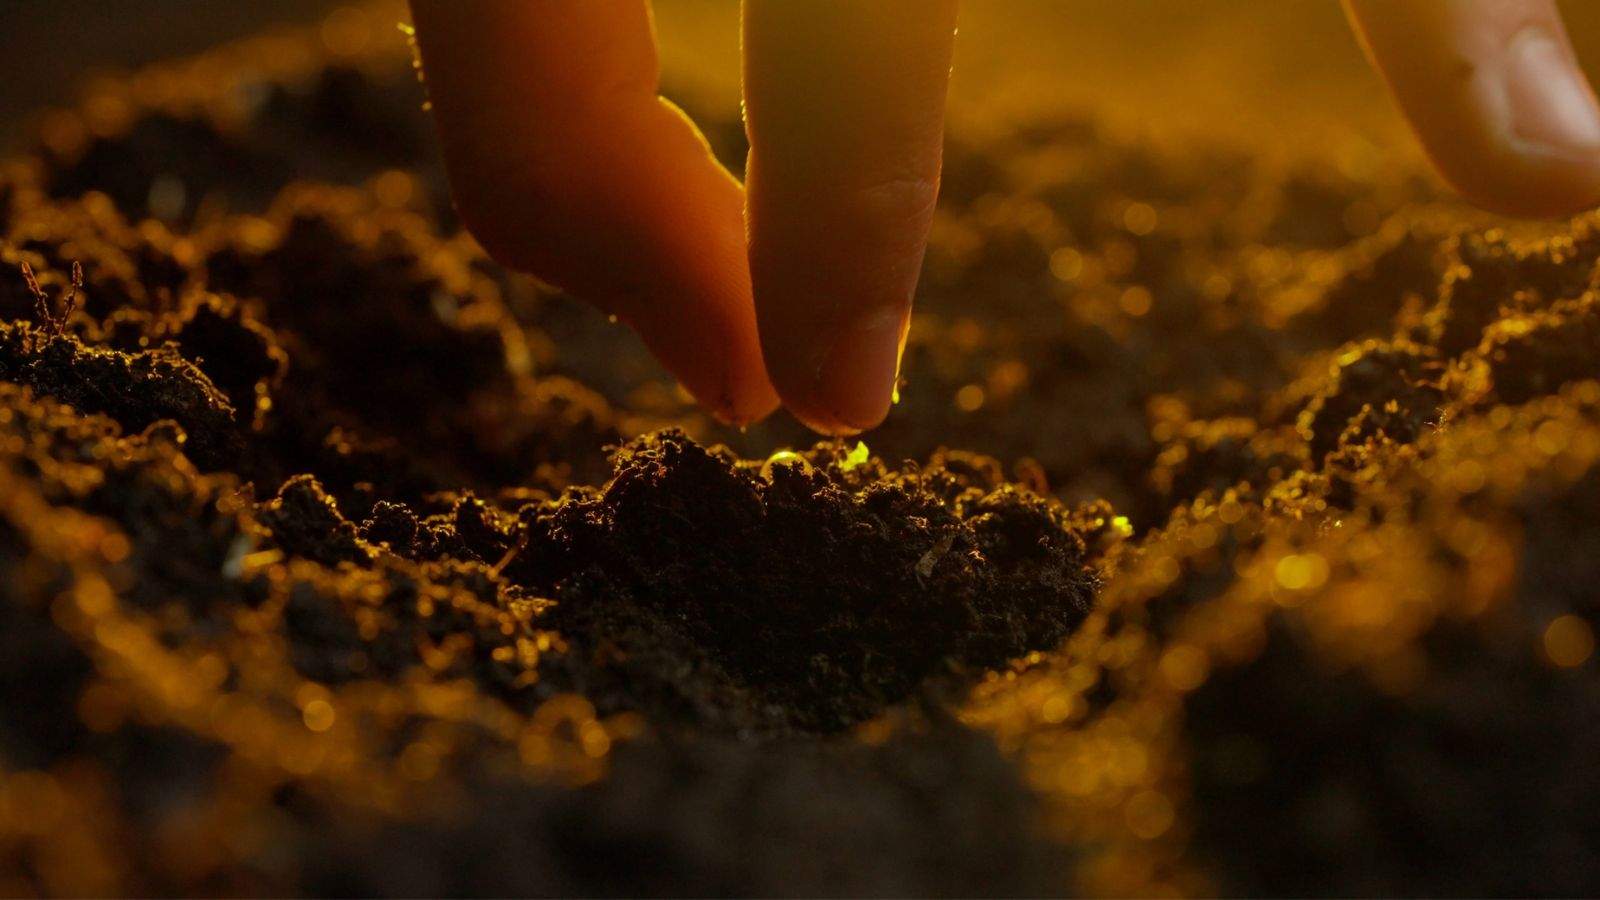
[7,11,1600,898]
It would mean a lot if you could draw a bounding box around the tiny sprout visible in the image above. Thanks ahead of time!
[18,259,83,341]
[18,261,41,309]
[840,441,871,471]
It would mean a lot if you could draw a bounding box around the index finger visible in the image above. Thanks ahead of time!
[742,0,959,435]
[410,0,778,424]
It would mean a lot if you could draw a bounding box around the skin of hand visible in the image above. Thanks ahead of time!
[409,0,1600,436]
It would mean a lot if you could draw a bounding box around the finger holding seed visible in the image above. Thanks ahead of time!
[408,0,957,436]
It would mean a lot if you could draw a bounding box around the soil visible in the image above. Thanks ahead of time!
[6,9,1600,898]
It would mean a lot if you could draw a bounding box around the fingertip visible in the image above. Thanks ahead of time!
[1445,23,1600,217]
[742,0,952,438]
[1347,0,1600,219]
[700,367,783,429]
[1425,114,1600,219]
[620,247,782,429]
[627,327,780,427]
[784,409,868,439]
[769,308,907,437]
[1443,155,1600,219]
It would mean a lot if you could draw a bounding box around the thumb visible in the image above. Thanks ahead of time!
[1346,0,1600,218]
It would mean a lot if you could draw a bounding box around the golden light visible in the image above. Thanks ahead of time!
[1543,615,1595,669]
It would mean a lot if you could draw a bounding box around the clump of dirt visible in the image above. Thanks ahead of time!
[1294,338,1444,462]
[511,431,1097,732]
[0,323,243,467]
[1462,294,1600,405]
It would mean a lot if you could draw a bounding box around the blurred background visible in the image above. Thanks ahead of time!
[9,1,1600,175]
[0,1,1464,160]
[11,1,1600,135]
[13,1,1600,154]
[0,0,335,146]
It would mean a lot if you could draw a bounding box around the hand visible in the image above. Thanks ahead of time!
[408,0,953,435]
[409,1,1600,435]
